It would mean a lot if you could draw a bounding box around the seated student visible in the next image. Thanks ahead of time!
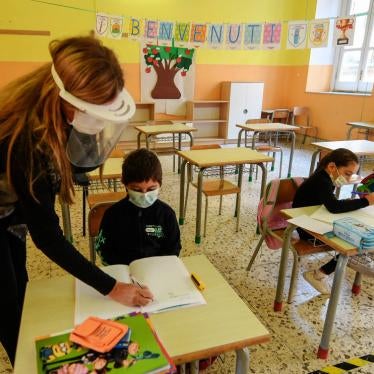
[96,148,181,265]
[293,148,374,294]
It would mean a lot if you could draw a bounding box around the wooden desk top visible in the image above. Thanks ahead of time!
[311,139,374,155]
[14,255,270,372]
[135,123,197,134]
[177,147,273,167]
[236,122,298,131]
[88,158,123,180]
[346,121,374,128]
[281,205,358,256]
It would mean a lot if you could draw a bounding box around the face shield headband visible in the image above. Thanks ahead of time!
[51,64,136,169]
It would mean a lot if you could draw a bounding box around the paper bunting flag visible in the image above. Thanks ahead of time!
[225,24,243,50]
[308,19,329,48]
[243,23,262,50]
[143,19,158,43]
[96,13,109,37]
[263,23,282,49]
[108,16,123,39]
[128,17,143,40]
[190,23,207,47]
[158,21,174,45]
[174,22,191,47]
[287,21,308,49]
[207,24,224,49]
[334,17,355,46]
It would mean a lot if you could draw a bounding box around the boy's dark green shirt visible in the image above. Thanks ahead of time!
[96,196,181,265]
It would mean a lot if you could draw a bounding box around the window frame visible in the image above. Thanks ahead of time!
[331,0,374,93]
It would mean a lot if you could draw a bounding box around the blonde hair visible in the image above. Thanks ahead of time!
[0,36,124,203]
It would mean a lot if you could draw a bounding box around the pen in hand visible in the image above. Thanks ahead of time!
[131,277,154,301]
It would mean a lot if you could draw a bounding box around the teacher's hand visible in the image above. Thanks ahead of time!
[108,282,154,307]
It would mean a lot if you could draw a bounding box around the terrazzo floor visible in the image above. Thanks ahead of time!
[1,140,374,373]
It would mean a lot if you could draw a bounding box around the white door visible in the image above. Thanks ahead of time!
[227,82,264,139]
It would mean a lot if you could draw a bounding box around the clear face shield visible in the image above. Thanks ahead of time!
[51,65,135,169]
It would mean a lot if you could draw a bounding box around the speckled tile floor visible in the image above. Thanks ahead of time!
[2,141,374,373]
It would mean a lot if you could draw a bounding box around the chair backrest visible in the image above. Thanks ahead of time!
[109,148,126,158]
[271,109,290,123]
[291,106,310,126]
[88,202,116,238]
[258,177,304,249]
[246,118,271,124]
[191,143,221,150]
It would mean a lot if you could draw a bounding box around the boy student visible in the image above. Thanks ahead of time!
[95,148,181,265]
[293,148,374,294]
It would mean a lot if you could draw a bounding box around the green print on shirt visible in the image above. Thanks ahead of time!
[95,230,106,251]
[145,225,164,239]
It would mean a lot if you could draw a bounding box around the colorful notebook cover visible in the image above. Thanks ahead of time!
[35,313,175,374]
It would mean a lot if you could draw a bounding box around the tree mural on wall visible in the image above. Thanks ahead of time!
[143,43,194,99]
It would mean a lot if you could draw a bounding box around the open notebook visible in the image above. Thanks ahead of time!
[75,256,206,325]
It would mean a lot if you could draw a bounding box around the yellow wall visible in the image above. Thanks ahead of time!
[1,0,373,141]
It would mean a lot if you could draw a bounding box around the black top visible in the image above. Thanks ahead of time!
[293,169,369,212]
[96,197,181,265]
[0,141,116,295]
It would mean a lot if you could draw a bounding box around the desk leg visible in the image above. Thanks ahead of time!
[179,160,187,225]
[257,163,268,198]
[249,132,258,182]
[60,202,73,244]
[309,150,320,176]
[235,164,243,218]
[274,223,295,311]
[317,254,348,359]
[287,131,296,178]
[137,132,142,149]
[178,133,182,173]
[190,361,199,374]
[237,129,243,148]
[235,347,250,374]
[146,135,150,150]
[346,126,354,140]
[236,129,244,175]
[195,168,205,244]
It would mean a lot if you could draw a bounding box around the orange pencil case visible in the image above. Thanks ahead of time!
[70,316,128,353]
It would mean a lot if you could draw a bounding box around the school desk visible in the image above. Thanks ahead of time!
[236,122,299,178]
[346,121,374,140]
[309,139,374,175]
[135,123,197,172]
[274,205,359,359]
[177,147,273,243]
[14,254,270,374]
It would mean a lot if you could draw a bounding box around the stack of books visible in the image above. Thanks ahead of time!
[333,217,374,252]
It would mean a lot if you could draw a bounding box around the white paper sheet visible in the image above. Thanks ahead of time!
[288,215,333,234]
[310,205,374,226]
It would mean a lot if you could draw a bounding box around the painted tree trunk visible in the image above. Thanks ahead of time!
[151,68,181,99]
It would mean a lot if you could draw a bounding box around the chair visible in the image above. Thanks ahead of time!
[148,120,178,171]
[184,144,241,237]
[247,178,330,303]
[88,191,126,264]
[246,118,283,178]
[290,106,318,145]
[271,109,290,124]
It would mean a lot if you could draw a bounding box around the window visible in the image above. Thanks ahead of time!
[333,0,374,93]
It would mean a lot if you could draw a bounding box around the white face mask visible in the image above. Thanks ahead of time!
[128,189,159,208]
[331,166,347,187]
[70,111,107,135]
